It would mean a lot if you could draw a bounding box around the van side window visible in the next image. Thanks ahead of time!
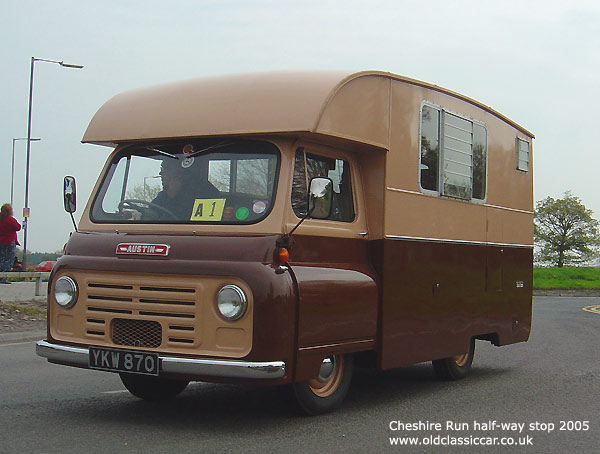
[472,124,487,199]
[420,105,440,192]
[291,149,355,222]
[420,105,487,201]
[291,150,308,216]
[442,112,472,199]
[516,138,529,172]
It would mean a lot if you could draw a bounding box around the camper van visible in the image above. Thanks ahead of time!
[37,71,534,414]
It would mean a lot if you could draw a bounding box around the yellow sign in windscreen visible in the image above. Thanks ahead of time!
[190,199,226,221]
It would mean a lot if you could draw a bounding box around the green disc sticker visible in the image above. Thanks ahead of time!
[235,207,250,220]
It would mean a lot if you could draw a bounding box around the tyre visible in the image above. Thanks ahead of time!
[292,354,353,415]
[119,373,189,401]
[432,338,475,380]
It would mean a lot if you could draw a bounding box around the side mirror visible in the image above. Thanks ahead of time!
[64,176,77,213]
[308,177,333,219]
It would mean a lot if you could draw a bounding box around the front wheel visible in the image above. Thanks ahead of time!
[119,373,189,401]
[432,338,475,380]
[292,354,353,415]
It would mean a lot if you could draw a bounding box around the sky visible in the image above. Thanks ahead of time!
[1,0,599,252]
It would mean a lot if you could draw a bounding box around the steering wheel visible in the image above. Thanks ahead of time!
[118,199,178,220]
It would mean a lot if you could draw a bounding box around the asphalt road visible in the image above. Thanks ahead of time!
[1,297,598,453]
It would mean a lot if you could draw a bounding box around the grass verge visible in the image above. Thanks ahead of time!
[533,267,600,289]
[0,302,47,317]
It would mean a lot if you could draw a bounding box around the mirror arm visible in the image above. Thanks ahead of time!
[69,212,78,233]
[287,206,314,238]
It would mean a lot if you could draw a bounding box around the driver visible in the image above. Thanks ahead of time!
[151,157,220,219]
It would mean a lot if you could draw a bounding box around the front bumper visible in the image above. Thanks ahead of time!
[36,340,286,380]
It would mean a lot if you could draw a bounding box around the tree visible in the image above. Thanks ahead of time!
[126,183,161,202]
[534,191,600,267]
[208,157,275,197]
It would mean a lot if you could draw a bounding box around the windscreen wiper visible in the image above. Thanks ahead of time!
[142,141,233,160]
[186,141,234,158]
[143,147,178,160]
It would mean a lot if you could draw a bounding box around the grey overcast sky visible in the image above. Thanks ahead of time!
[1,0,599,252]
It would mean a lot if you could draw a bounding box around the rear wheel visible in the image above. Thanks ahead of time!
[293,354,353,415]
[432,338,475,380]
[119,373,189,401]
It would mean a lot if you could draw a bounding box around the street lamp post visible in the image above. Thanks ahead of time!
[11,137,40,206]
[23,57,83,269]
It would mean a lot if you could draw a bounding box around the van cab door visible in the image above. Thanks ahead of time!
[285,146,378,380]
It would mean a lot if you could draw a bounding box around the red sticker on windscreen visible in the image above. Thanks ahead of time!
[181,144,195,168]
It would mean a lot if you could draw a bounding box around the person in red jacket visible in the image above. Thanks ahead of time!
[0,203,21,284]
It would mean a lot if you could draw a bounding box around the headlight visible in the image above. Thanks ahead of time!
[216,285,247,321]
[54,276,78,308]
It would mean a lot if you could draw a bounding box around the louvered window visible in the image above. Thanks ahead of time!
[420,104,487,201]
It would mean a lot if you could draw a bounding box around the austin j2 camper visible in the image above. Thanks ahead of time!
[37,71,534,414]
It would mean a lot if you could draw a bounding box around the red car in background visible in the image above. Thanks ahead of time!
[35,261,56,272]
[11,257,24,272]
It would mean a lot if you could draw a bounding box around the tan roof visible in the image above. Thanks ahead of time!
[82,70,534,147]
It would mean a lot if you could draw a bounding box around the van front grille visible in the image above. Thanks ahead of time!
[84,278,197,349]
[55,270,255,358]
[112,318,162,348]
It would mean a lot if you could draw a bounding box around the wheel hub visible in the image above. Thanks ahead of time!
[308,355,345,398]
[453,352,469,367]
[317,357,335,383]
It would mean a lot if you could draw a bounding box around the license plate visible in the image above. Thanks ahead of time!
[89,346,159,376]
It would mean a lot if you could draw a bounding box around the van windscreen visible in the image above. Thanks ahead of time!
[91,140,279,224]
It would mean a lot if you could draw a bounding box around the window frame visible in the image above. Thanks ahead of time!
[418,101,488,203]
[516,138,530,172]
[419,103,441,195]
[90,140,281,225]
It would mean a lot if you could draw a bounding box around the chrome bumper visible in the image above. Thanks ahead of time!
[36,340,286,380]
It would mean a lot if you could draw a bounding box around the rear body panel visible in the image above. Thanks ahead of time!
[378,238,532,369]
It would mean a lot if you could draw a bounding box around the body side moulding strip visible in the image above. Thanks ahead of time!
[384,235,533,249]
[385,187,534,215]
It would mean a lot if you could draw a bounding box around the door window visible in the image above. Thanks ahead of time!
[291,149,355,222]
